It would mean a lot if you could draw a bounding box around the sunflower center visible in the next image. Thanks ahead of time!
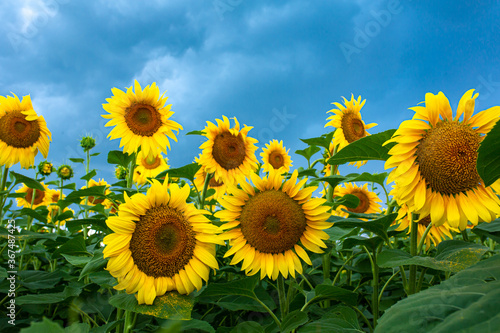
[212,131,246,170]
[209,177,224,188]
[25,188,45,206]
[418,215,431,227]
[129,205,196,278]
[124,104,162,137]
[416,122,481,194]
[142,155,162,169]
[341,111,365,143]
[0,110,41,148]
[88,196,105,205]
[269,151,284,169]
[346,191,370,213]
[239,190,307,254]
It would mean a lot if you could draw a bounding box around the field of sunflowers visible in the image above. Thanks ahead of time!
[1,81,499,332]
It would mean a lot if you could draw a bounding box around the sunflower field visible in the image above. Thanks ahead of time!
[1,82,500,333]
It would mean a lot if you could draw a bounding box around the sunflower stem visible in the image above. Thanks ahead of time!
[123,309,132,333]
[126,152,136,190]
[254,296,281,329]
[416,221,433,255]
[460,229,469,242]
[199,172,213,210]
[363,245,379,329]
[408,214,419,295]
[0,166,9,224]
[277,275,288,320]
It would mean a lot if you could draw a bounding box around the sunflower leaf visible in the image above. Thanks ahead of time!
[300,131,335,150]
[328,213,397,244]
[185,130,206,136]
[156,163,201,182]
[295,146,321,164]
[375,255,500,333]
[10,171,45,191]
[472,217,500,243]
[280,310,309,333]
[80,169,97,182]
[344,172,388,187]
[477,119,500,186]
[107,150,135,168]
[328,129,397,165]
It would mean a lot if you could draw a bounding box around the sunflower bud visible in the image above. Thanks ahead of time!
[57,165,74,180]
[38,161,54,176]
[115,165,128,180]
[80,136,96,152]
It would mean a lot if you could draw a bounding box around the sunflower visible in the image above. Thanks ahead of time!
[80,179,113,209]
[325,95,377,168]
[47,205,74,226]
[394,204,453,251]
[103,178,223,304]
[198,116,259,185]
[15,182,50,209]
[194,156,228,201]
[102,80,183,158]
[333,182,382,217]
[260,139,293,174]
[215,169,332,280]
[0,93,51,169]
[133,150,169,186]
[385,90,500,231]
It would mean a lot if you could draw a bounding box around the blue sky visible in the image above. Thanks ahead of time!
[2,0,500,187]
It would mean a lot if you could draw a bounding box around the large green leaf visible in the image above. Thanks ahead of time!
[107,150,134,168]
[66,218,108,233]
[52,235,89,259]
[20,317,65,333]
[477,119,500,186]
[299,318,363,333]
[281,310,309,333]
[472,218,500,243]
[18,270,62,290]
[10,171,45,191]
[197,275,259,299]
[300,132,335,150]
[16,286,82,305]
[156,163,201,182]
[304,284,358,308]
[329,214,397,244]
[328,129,396,165]
[375,254,500,333]
[295,146,321,164]
[378,240,489,273]
[108,292,194,320]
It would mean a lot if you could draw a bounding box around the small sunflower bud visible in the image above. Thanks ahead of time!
[80,136,96,152]
[57,165,74,180]
[38,161,54,176]
[115,165,128,180]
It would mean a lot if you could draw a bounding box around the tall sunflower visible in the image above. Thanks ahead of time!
[215,169,332,280]
[103,178,223,304]
[133,150,169,186]
[102,80,182,158]
[394,204,453,251]
[198,116,258,185]
[194,156,228,201]
[15,182,50,209]
[385,90,500,230]
[325,95,377,168]
[333,182,382,217]
[260,139,293,174]
[0,94,51,169]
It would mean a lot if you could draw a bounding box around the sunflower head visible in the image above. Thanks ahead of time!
[325,95,377,168]
[102,80,183,158]
[15,182,50,209]
[385,90,500,230]
[57,165,74,180]
[38,161,54,176]
[80,135,96,152]
[115,165,128,180]
[333,183,382,217]
[133,150,169,186]
[103,177,223,304]
[198,116,259,185]
[0,93,52,169]
[260,140,293,174]
[215,169,332,280]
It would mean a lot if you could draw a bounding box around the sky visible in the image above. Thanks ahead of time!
[1,0,500,189]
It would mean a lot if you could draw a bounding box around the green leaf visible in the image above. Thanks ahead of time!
[342,236,385,252]
[375,255,500,333]
[315,175,348,189]
[108,292,194,320]
[66,218,108,233]
[198,275,259,299]
[16,286,82,305]
[62,254,92,267]
[295,146,321,163]
[65,322,90,333]
[156,163,201,182]
[65,186,107,202]
[472,218,500,243]
[299,318,363,332]
[107,150,134,168]
[324,226,358,242]
[181,319,215,333]
[54,209,74,222]
[69,158,85,164]
[334,194,360,209]
[230,322,264,333]
[344,172,388,187]
[80,249,107,279]
[18,270,62,290]
[10,171,45,191]
[52,235,89,259]
[312,285,358,307]
[20,317,65,333]
[210,286,276,312]
[20,207,48,223]
[89,271,116,288]
[300,131,335,150]
[328,129,396,165]
[329,213,397,244]
[89,320,122,333]
[185,130,206,136]
[281,310,309,333]
[90,152,100,157]
[477,119,500,186]
[81,169,97,182]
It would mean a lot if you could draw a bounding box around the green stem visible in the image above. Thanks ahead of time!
[461,229,469,242]
[416,221,433,255]
[363,246,379,329]
[0,166,9,224]
[408,214,419,295]
[378,269,400,304]
[350,305,374,333]
[332,251,357,286]
[254,297,281,329]
[199,172,213,210]
[277,275,288,320]
[123,310,132,333]
[126,153,136,189]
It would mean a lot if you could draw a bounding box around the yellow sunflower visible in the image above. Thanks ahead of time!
[102,80,183,158]
[325,95,377,168]
[0,93,51,169]
[198,116,259,185]
[80,179,113,209]
[15,182,50,209]
[47,205,74,226]
[333,182,382,217]
[133,150,169,186]
[394,204,453,251]
[260,139,293,174]
[103,178,223,304]
[194,156,228,201]
[385,90,500,230]
[215,169,332,280]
